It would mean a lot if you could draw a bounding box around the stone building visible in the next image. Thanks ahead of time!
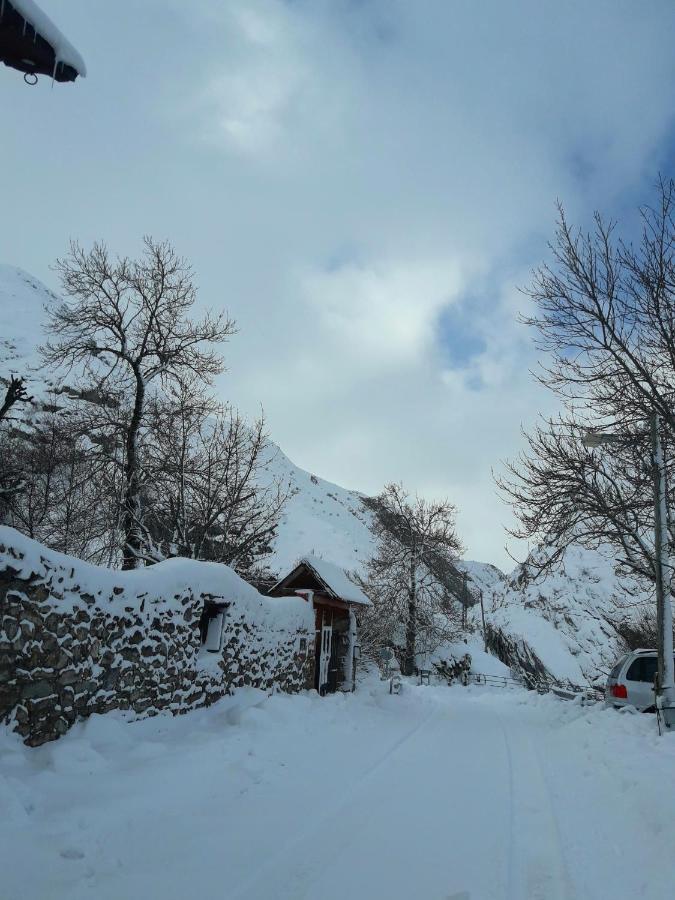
[0,527,315,746]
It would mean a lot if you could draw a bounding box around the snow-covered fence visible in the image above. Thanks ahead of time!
[0,528,315,746]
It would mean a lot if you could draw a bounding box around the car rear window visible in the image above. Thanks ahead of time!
[611,654,675,683]
[626,656,659,683]
[642,657,658,683]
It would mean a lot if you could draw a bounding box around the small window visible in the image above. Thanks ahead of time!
[199,603,226,653]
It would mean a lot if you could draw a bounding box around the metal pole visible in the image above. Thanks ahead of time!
[479,589,487,652]
[462,572,468,630]
[652,412,675,727]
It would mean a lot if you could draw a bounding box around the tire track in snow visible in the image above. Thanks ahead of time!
[493,709,575,900]
[531,734,578,900]
[228,704,439,900]
[495,706,517,900]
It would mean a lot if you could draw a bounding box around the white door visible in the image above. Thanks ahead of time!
[319,614,333,692]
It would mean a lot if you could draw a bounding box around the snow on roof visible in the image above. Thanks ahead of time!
[0,526,312,634]
[8,0,87,77]
[300,554,371,606]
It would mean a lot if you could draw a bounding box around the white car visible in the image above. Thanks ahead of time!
[605,648,675,712]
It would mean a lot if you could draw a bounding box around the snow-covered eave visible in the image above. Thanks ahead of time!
[304,564,369,607]
[270,558,371,607]
[300,556,371,607]
[6,0,87,77]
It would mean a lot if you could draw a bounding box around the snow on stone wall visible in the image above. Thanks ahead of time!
[0,528,315,746]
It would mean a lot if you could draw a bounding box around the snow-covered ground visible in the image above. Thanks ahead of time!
[2,679,675,900]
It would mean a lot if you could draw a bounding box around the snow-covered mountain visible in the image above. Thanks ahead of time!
[257,446,642,687]
[260,444,377,577]
[0,264,59,402]
[480,545,647,686]
[0,264,642,687]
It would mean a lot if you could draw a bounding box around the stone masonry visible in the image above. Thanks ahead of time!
[0,529,315,746]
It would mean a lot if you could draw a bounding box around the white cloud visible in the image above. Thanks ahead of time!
[193,0,675,567]
[301,258,466,368]
[201,6,310,156]
[3,0,675,568]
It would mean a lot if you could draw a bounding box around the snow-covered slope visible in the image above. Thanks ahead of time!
[261,446,630,689]
[481,544,647,686]
[260,444,377,577]
[0,264,59,406]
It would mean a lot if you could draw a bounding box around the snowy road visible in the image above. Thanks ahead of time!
[3,682,675,900]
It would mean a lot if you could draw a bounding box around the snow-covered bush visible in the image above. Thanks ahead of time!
[433,653,472,685]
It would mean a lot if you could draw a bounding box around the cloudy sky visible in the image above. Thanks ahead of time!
[2,1,675,568]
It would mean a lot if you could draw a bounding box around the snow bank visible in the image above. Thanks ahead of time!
[423,637,511,679]
[0,525,309,626]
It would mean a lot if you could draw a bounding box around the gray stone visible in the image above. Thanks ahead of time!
[57,670,79,686]
[21,680,54,700]
[2,618,19,641]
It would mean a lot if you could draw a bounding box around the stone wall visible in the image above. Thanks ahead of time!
[0,528,315,746]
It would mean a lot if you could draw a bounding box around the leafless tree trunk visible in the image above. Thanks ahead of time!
[43,238,236,568]
[358,483,464,675]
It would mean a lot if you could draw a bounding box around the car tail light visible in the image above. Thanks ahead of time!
[611,684,628,699]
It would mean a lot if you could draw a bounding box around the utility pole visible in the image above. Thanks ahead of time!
[651,413,675,729]
[583,416,675,729]
[461,571,468,631]
[479,589,487,652]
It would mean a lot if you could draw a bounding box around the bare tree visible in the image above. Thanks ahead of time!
[0,375,32,423]
[145,380,291,578]
[0,394,118,560]
[0,375,34,518]
[43,239,236,568]
[358,483,463,675]
[499,178,675,587]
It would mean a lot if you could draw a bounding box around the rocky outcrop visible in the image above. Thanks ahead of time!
[484,623,554,688]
